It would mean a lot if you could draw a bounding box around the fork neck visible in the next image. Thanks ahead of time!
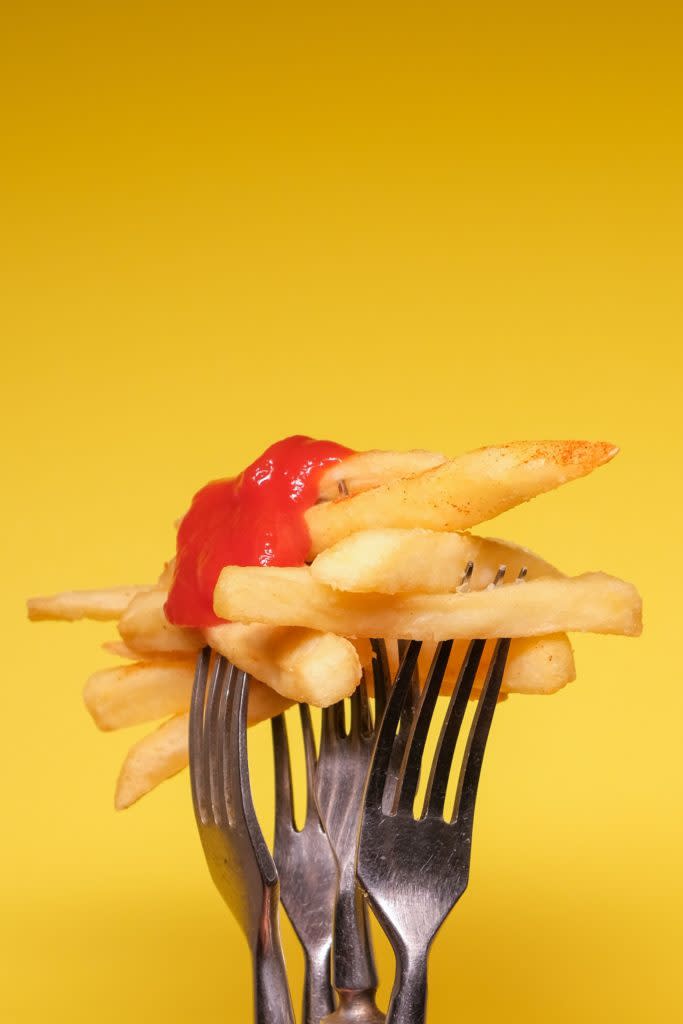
[386,947,429,1024]
[252,890,295,1024]
[333,865,379,994]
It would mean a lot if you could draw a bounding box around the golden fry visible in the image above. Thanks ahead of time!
[84,660,197,730]
[216,565,642,641]
[355,633,575,696]
[115,713,190,810]
[118,589,203,655]
[312,529,561,594]
[305,440,618,554]
[101,640,143,659]
[27,585,152,622]
[114,680,292,808]
[205,622,362,706]
[318,448,446,500]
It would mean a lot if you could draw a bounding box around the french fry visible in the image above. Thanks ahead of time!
[84,660,196,730]
[318,449,446,499]
[118,589,203,655]
[157,558,176,588]
[114,680,293,808]
[115,713,190,810]
[246,677,295,723]
[355,633,575,696]
[305,440,618,554]
[101,640,144,659]
[27,585,153,622]
[204,622,362,706]
[311,529,561,594]
[215,565,642,641]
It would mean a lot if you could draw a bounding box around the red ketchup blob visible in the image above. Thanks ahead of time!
[165,435,353,628]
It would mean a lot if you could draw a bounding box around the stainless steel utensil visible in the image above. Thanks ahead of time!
[189,560,519,1024]
[356,590,517,1024]
[272,707,338,1024]
[189,648,295,1024]
[314,676,385,1023]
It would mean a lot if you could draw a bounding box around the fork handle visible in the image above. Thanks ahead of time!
[386,949,428,1024]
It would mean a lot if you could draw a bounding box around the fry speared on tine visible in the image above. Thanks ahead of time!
[357,569,520,1024]
[189,648,295,1024]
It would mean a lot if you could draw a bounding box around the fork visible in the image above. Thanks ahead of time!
[357,575,519,1023]
[313,642,420,1023]
[271,707,338,1024]
[189,647,295,1024]
[314,677,386,1023]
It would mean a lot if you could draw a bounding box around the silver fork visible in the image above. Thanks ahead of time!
[315,678,386,1023]
[357,571,521,1023]
[189,648,294,1024]
[271,707,338,1024]
[314,646,421,1023]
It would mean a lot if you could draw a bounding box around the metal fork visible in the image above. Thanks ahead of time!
[357,573,520,1023]
[313,639,422,1023]
[271,707,338,1024]
[189,647,294,1024]
[315,676,386,1023]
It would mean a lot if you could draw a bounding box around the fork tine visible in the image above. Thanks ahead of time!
[385,639,422,803]
[320,699,345,756]
[364,640,422,810]
[392,639,454,814]
[202,652,224,797]
[423,639,487,819]
[189,646,212,822]
[397,638,421,714]
[298,704,320,824]
[207,655,231,824]
[225,668,249,815]
[452,637,511,832]
[370,638,389,721]
[271,714,295,832]
[350,673,372,739]
[228,670,279,884]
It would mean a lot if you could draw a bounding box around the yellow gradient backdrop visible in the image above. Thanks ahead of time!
[2,3,681,1021]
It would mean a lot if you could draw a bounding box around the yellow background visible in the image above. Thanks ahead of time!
[2,3,681,1021]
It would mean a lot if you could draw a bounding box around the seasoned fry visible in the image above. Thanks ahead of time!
[118,589,203,655]
[318,449,446,500]
[312,529,561,594]
[305,440,618,554]
[215,565,642,641]
[84,660,196,730]
[114,679,293,808]
[27,585,153,622]
[205,622,362,706]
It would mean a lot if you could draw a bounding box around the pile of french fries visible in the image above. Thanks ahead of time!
[27,440,641,810]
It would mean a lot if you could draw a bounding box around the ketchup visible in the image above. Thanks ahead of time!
[165,435,353,627]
